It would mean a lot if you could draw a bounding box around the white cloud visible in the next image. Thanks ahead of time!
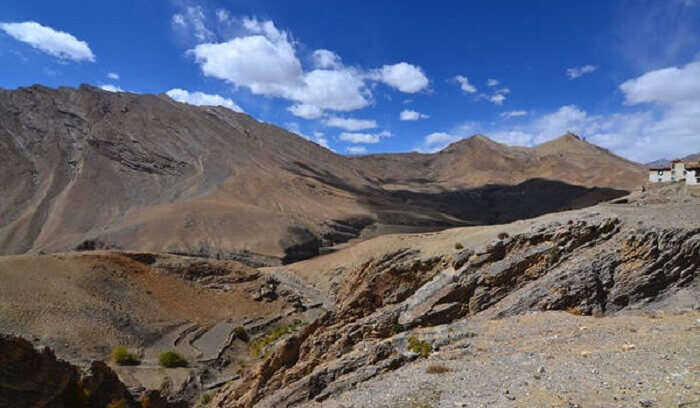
[324,116,377,131]
[312,49,342,69]
[454,75,477,93]
[417,132,461,152]
[0,21,95,62]
[295,68,369,111]
[216,9,230,23]
[189,18,370,114]
[107,72,119,80]
[187,16,429,116]
[288,103,323,119]
[313,131,331,149]
[372,62,429,93]
[286,123,333,149]
[400,109,429,120]
[433,60,700,162]
[171,6,213,42]
[500,110,528,118]
[489,94,506,105]
[165,88,243,112]
[172,14,186,27]
[483,87,510,105]
[339,130,391,144]
[487,78,499,87]
[347,145,368,155]
[403,99,414,104]
[99,84,124,93]
[566,64,597,79]
[619,61,700,105]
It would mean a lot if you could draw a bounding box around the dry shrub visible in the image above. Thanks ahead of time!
[425,364,450,374]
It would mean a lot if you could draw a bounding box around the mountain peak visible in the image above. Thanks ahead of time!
[558,132,583,142]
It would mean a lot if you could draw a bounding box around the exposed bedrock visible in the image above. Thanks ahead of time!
[211,216,699,407]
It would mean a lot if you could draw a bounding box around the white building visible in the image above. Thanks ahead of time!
[649,160,700,185]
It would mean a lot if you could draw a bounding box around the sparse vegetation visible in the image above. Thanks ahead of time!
[233,326,249,342]
[158,350,187,368]
[250,321,305,357]
[106,399,128,408]
[392,322,405,334]
[199,392,212,406]
[111,346,140,366]
[425,364,450,374]
[497,232,510,240]
[454,242,464,250]
[566,306,582,316]
[407,336,432,358]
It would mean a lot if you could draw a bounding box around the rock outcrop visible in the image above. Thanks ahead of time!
[211,215,699,407]
[0,335,186,408]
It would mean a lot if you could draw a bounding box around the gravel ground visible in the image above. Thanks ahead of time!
[303,310,700,408]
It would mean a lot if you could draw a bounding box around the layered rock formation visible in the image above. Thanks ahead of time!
[212,213,699,407]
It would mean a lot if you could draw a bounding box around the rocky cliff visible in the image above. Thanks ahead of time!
[211,208,699,407]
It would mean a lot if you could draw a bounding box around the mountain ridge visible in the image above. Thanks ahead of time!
[0,84,646,264]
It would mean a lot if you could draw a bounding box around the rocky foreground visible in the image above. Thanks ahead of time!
[1,185,699,407]
[214,187,700,408]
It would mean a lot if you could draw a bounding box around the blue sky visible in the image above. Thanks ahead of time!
[1,1,699,162]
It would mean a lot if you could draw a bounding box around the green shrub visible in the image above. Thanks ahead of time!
[454,242,464,250]
[199,392,212,406]
[407,336,432,358]
[111,346,140,366]
[392,323,405,334]
[158,351,187,368]
[250,321,304,357]
[233,326,249,342]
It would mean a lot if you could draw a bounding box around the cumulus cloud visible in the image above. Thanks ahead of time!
[482,87,510,105]
[619,61,700,104]
[324,116,377,131]
[371,62,430,93]
[489,94,506,105]
[0,21,95,62]
[312,49,342,69]
[500,110,528,118]
[339,130,391,144]
[288,103,323,119]
[462,61,700,162]
[347,145,368,155]
[185,17,429,117]
[417,132,461,152]
[165,88,243,112]
[487,78,499,87]
[454,75,477,93]
[400,109,429,120]
[566,64,597,79]
[107,72,119,80]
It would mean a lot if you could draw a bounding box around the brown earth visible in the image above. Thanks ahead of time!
[0,85,646,265]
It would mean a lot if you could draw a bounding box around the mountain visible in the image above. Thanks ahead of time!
[646,152,700,168]
[0,85,646,264]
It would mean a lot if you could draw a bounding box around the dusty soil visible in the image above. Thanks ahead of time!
[307,311,700,408]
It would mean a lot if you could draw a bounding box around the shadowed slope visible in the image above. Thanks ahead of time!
[0,85,646,264]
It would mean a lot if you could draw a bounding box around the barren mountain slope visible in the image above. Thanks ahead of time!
[214,185,699,408]
[353,133,646,190]
[0,85,645,264]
